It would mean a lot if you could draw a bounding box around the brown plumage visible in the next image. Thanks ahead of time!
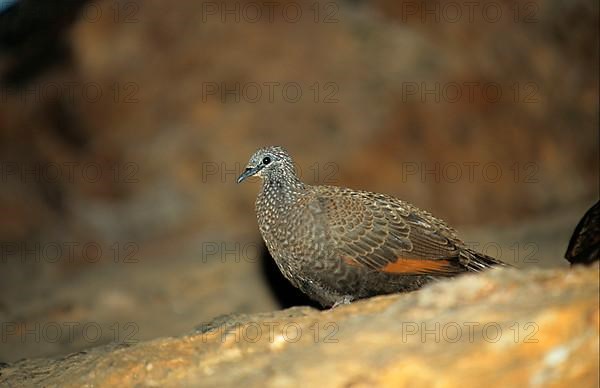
[238,146,507,307]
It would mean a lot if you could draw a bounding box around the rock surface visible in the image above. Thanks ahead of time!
[2,265,597,387]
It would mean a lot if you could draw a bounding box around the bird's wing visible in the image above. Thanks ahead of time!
[315,187,466,276]
[565,200,600,264]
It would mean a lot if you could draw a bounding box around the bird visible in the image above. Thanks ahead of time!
[565,200,600,266]
[237,146,508,308]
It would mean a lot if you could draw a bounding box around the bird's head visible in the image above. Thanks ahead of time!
[237,146,295,184]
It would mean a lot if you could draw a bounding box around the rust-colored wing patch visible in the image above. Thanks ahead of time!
[380,257,460,276]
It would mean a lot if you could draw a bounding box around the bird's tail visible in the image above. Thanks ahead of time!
[460,248,510,272]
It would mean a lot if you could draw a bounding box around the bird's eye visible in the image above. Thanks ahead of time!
[262,156,271,165]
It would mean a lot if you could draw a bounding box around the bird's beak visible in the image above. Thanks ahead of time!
[237,165,262,183]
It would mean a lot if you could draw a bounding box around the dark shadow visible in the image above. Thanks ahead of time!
[259,242,322,310]
[0,0,91,86]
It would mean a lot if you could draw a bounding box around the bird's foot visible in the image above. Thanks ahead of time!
[331,295,354,309]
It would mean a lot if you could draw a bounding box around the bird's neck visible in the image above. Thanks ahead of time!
[260,174,306,204]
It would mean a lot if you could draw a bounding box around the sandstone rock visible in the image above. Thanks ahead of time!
[2,265,597,387]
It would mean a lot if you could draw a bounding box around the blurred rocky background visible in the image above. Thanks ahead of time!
[0,0,598,374]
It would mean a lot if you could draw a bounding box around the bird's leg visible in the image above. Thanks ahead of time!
[331,295,354,309]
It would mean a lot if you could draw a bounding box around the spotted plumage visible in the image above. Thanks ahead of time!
[238,146,507,307]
